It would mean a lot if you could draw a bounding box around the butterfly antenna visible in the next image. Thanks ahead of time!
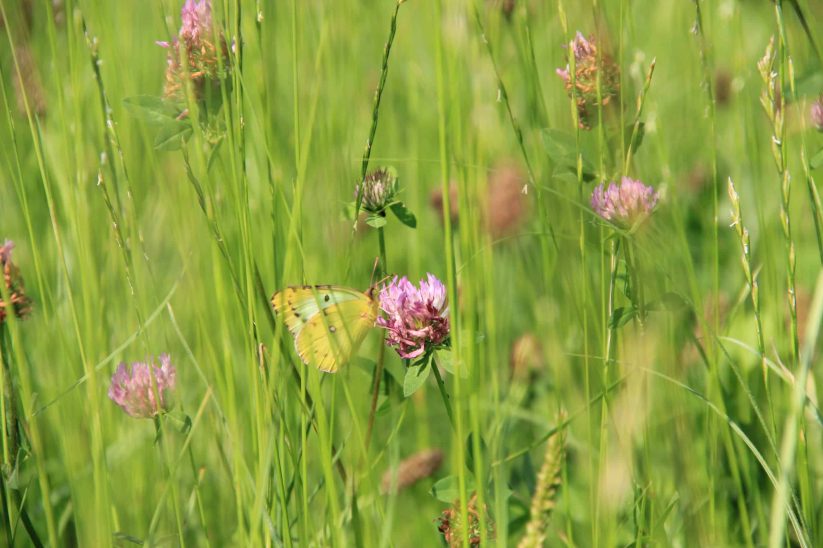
[369,256,380,286]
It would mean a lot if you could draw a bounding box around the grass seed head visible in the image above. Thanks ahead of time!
[436,492,494,547]
[510,332,542,380]
[518,412,567,548]
[381,448,444,494]
[485,163,529,240]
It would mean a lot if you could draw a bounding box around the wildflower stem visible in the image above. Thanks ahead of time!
[0,325,17,473]
[365,225,389,447]
[624,238,645,326]
[431,355,455,432]
[604,238,620,368]
[595,236,619,542]
[357,0,404,452]
[153,417,186,548]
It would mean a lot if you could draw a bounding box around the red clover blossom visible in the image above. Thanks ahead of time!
[591,177,659,228]
[108,355,177,419]
[556,32,619,129]
[0,240,32,323]
[377,274,450,359]
[158,0,229,100]
[811,96,823,131]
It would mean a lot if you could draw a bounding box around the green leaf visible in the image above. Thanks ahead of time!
[541,128,577,161]
[465,432,489,475]
[625,122,646,154]
[435,349,467,379]
[430,475,477,503]
[654,291,691,313]
[403,359,431,397]
[541,128,597,181]
[123,95,183,126]
[153,120,192,151]
[180,414,192,435]
[552,172,582,186]
[435,349,455,375]
[609,306,637,329]
[376,394,391,416]
[365,214,387,228]
[390,202,417,228]
[2,451,22,489]
[507,514,530,537]
[810,147,823,170]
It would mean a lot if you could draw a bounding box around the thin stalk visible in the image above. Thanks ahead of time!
[596,237,619,546]
[1,4,111,541]
[353,0,406,224]
[433,1,467,544]
[623,238,645,326]
[728,179,776,434]
[767,4,808,543]
[623,59,656,176]
[431,359,455,431]
[153,417,186,547]
[358,2,407,449]
[365,226,388,447]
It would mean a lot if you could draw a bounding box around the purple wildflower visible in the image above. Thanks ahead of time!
[591,177,659,227]
[555,32,596,82]
[556,32,619,129]
[0,240,13,264]
[0,240,32,323]
[108,355,177,419]
[180,0,212,43]
[377,274,450,359]
[158,0,228,100]
[811,96,823,131]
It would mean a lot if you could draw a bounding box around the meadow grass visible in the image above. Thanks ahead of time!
[2,0,823,546]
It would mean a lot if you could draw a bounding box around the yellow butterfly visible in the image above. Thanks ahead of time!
[271,285,379,373]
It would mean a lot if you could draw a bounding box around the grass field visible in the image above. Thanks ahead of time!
[2,0,823,546]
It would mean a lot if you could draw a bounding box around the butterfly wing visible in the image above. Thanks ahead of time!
[272,285,377,372]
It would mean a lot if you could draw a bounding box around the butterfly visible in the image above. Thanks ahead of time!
[271,285,379,373]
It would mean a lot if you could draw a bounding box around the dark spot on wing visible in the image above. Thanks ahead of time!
[324,294,330,302]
